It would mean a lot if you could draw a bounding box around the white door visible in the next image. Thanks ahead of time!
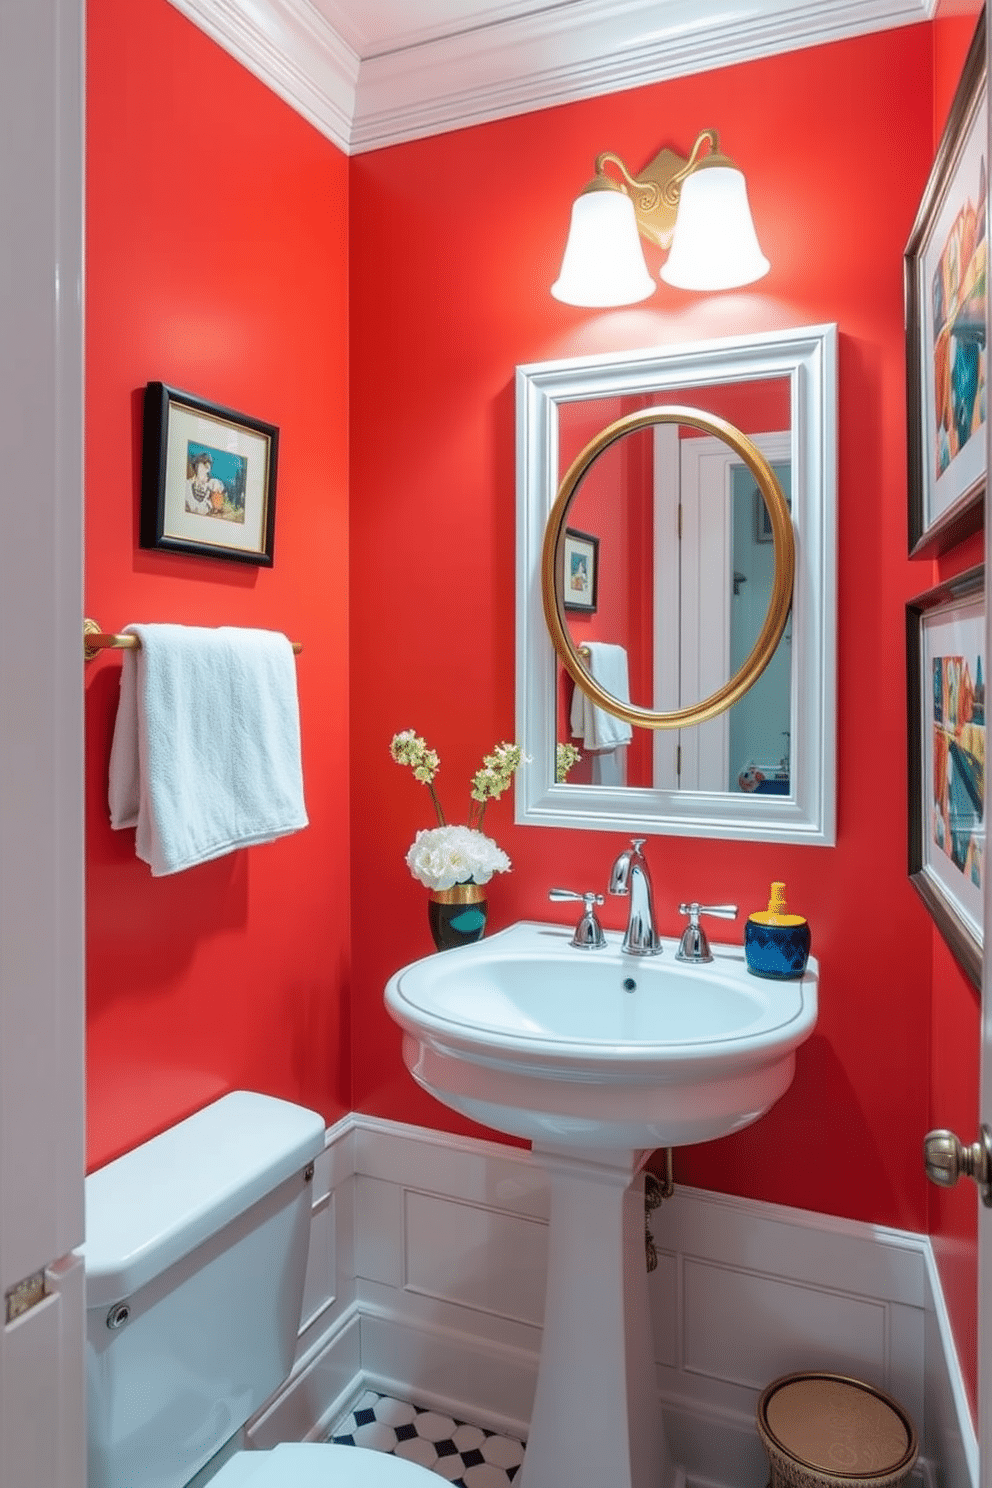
[0,2,87,1485]
[675,434,734,791]
[652,427,790,792]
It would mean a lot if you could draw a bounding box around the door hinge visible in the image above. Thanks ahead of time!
[676,743,682,780]
[677,503,683,539]
[5,1269,47,1324]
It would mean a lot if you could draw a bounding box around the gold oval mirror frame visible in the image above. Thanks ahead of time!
[541,405,796,730]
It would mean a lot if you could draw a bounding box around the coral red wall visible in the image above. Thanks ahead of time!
[84,0,352,1167]
[349,13,947,1237]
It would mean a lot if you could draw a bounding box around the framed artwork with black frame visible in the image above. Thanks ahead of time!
[562,527,599,613]
[907,564,985,988]
[140,382,279,566]
[905,8,987,557]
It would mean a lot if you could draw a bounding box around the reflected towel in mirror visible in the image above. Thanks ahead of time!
[570,642,634,750]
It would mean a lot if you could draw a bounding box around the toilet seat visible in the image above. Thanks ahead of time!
[211,1442,438,1486]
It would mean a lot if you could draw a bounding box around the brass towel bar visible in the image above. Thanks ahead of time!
[83,618,302,662]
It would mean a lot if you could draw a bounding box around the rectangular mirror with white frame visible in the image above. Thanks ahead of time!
[514,323,837,844]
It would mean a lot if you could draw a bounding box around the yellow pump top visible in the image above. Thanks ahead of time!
[748,880,806,927]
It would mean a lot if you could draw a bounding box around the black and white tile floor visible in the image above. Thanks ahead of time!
[330,1391,525,1487]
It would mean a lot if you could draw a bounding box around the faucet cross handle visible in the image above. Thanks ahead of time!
[675,902,739,964]
[549,888,607,949]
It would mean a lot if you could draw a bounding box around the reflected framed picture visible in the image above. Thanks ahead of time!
[754,484,774,543]
[140,383,279,566]
[907,565,985,988]
[905,9,987,557]
[563,527,599,613]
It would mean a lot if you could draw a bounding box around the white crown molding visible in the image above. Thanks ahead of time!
[166,0,359,153]
[170,0,936,153]
[351,0,934,152]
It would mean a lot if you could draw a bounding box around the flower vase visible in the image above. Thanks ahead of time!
[428,883,488,952]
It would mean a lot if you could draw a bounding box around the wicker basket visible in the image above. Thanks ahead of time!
[756,1374,918,1488]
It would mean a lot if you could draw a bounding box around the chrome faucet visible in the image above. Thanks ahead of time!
[608,839,661,956]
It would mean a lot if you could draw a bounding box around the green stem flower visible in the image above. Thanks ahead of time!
[389,730,445,825]
[391,732,524,832]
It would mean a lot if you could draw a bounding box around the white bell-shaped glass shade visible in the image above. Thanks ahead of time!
[551,189,656,307]
[661,166,770,291]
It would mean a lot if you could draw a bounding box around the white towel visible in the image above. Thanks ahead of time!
[108,624,308,876]
[570,642,634,750]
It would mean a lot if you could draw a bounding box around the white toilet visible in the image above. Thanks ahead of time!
[79,1090,436,1488]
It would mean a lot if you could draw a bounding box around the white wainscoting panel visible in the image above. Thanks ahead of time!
[922,1244,979,1488]
[243,1115,976,1488]
[649,1187,929,1435]
[353,1121,547,1432]
[355,1176,404,1288]
[684,1258,889,1386]
[648,1187,935,1487]
[403,1189,548,1327]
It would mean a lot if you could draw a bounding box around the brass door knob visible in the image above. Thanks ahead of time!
[923,1126,992,1206]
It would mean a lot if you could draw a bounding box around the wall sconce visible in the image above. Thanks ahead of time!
[551,129,770,307]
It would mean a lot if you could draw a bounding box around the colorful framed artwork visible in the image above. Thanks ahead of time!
[905,9,987,557]
[140,383,279,566]
[907,565,985,988]
[562,527,599,613]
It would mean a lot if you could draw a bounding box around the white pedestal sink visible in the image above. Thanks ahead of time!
[384,920,818,1488]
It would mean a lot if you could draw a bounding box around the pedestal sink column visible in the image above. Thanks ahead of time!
[519,1145,673,1488]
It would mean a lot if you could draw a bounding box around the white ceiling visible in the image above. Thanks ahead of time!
[313,0,582,59]
[170,0,935,153]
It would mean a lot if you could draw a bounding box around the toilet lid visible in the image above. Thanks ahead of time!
[211,1443,438,1486]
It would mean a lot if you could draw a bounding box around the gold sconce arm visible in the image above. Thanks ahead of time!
[592,129,731,249]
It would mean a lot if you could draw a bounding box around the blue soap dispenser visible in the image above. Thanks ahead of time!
[744,881,811,979]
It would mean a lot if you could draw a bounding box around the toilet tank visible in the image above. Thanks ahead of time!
[78,1091,326,1488]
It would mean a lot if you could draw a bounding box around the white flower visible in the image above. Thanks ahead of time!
[405,825,511,890]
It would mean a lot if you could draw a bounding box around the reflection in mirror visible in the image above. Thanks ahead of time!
[515,325,837,844]
[725,451,792,791]
[546,405,795,780]
[551,402,793,784]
